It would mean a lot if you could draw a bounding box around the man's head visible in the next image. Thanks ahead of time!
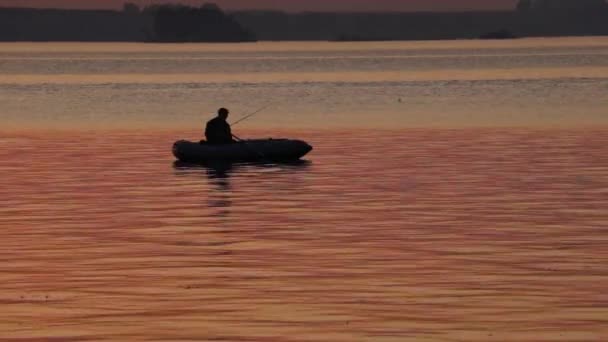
[218,108,229,120]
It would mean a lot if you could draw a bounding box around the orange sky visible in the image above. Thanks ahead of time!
[0,0,516,12]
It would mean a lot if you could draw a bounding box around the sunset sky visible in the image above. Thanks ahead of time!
[0,0,516,12]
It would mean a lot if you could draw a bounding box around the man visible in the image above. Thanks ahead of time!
[205,108,234,144]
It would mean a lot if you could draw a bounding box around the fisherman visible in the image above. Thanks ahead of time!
[205,108,235,144]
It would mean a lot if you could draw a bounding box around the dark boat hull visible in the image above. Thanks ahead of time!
[172,139,313,163]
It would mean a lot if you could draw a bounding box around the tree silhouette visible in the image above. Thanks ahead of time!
[516,0,532,12]
[150,4,255,42]
[122,3,140,14]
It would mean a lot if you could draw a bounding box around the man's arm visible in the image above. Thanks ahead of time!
[204,122,210,140]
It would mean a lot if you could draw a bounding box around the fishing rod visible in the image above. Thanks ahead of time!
[230,103,274,127]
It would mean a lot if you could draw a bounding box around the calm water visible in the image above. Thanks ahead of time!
[2,39,608,128]
[1,39,608,340]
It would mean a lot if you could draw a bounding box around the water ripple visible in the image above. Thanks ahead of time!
[1,128,607,340]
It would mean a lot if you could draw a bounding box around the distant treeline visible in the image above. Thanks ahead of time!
[0,1,608,42]
[236,0,608,41]
[149,3,255,42]
[0,7,147,41]
[0,3,255,42]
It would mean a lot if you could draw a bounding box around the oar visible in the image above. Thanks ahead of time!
[229,104,275,161]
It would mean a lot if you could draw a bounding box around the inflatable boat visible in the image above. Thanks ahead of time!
[172,139,313,163]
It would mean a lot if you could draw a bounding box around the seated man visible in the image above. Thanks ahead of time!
[204,108,235,145]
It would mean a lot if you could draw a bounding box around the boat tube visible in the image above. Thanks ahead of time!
[172,139,313,163]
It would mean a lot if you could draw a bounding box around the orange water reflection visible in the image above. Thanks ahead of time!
[0,128,607,340]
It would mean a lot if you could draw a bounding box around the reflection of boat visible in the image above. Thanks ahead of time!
[172,139,313,163]
[172,159,311,175]
[173,160,235,179]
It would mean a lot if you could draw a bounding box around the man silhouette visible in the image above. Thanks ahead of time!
[205,108,234,144]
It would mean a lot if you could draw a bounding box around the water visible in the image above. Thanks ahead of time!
[2,39,608,128]
[1,39,608,340]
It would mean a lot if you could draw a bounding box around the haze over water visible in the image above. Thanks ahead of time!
[1,38,608,340]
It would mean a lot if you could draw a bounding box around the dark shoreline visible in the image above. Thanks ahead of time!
[1,5,607,43]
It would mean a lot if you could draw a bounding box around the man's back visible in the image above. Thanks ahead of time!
[205,117,233,144]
